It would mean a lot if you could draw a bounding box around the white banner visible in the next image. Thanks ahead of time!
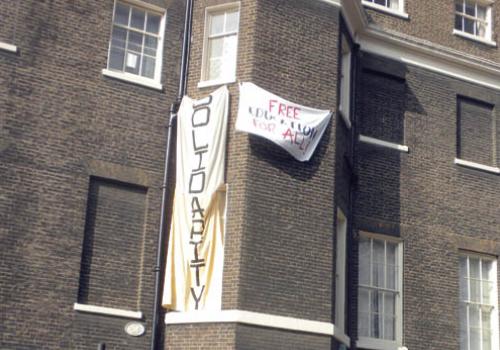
[236,82,332,161]
[163,86,228,311]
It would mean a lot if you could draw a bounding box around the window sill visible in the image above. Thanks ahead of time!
[339,109,352,129]
[452,30,497,47]
[361,1,409,19]
[198,78,236,89]
[357,337,401,350]
[359,135,409,153]
[73,303,143,320]
[454,158,500,174]
[0,42,18,54]
[102,69,163,91]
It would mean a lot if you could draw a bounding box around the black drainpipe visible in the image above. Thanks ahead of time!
[150,0,194,349]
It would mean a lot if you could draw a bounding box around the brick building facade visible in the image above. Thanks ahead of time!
[1,1,500,350]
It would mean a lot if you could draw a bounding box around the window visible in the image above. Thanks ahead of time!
[454,1,493,42]
[104,1,165,89]
[459,253,499,350]
[200,3,240,86]
[455,96,499,173]
[335,209,348,334]
[358,234,403,350]
[362,0,408,18]
[339,35,352,129]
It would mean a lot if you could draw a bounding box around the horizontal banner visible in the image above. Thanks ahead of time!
[236,82,332,161]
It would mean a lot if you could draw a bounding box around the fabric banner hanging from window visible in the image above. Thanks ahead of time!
[236,82,332,162]
[163,86,228,311]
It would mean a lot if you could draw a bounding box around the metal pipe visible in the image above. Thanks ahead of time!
[150,0,194,349]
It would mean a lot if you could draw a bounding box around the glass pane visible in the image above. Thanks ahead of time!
[477,22,487,38]
[125,52,140,74]
[131,7,146,30]
[470,327,480,350]
[384,292,395,317]
[387,243,397,266]
[373,262,384,288]
[482,309,491,330]
[387,264,397,290]
[358,312,370,337]
[373,239,385,264]
[146,13,161,34]
[482,260,493,281]
[141,56,155,78]
[477,6,487,20]
[483,281,493,304]
[209,37,224,58]
[222,35,237,77]
[374,0,385,6]
[358,288,370,337]
[469,305,480,328]
[144,35,157,56]
[371,290,382,314]
[455,15,463,31]
[465,2,475,16]
[460,305,468,350]
[371,313,381,338]
[226,10,239,32]
[384,315,395,340]
[470,279,481,302]
[128,32,143,53]
[109,47,125,71]
[359,238,371,285]
[210,13,225,35]
[114,3,130,25]
[111,27,127,49]
[483,329,492,350]
[460,257,468,301]
[464,17,475,34]
[470,258,480,279]
[455,2,463,13]
[208,58,222,80]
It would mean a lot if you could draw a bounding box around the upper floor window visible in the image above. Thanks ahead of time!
[200,3,240,87]
[104,0,166,89]
[459,253,499,350]
[362,0,408,18]
[358,234,403,350]
[454,1,494,42]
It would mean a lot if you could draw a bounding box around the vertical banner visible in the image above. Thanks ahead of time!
[163,86,228,311]
[236,82,332,162]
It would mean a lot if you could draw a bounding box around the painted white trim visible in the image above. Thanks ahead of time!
[200,2,240,85]
[0,42,18,54]
[359,27,500,92]
[102,69,163,90]
[164,310,351,346]
[358,337,400,350]
[121,0,165,13]
[453,29,497,47]
[454,158,500,174]
[359,135,409,153]
[361,1,409,19]
[317,0,341,6]
[197,78,236,89]
[73,303,143,319]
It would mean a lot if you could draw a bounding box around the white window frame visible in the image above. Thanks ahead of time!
[335,209,348,336]
[361,0,409,19]
[198,2,240,88]
[102,0,166,90]
[453,0,496,46]
[357,232,403,350]
[339,36,352,129]
[459,252,499,350]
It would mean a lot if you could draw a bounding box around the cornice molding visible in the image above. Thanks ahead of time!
[317,0,500,91]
